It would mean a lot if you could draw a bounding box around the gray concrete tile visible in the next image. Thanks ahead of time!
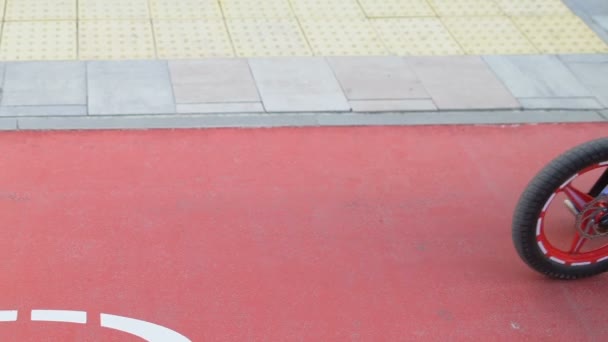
[2,62,86,106]
[249,57,350,112]
[484,55,591,98]
[176,102,265,113]
[87,61,176,115]
[327,57,429,100]
[559,54,608,63]
[563,0,608,15]
[408,56,520,110]
[0,117,17,130]
[518,97,602,109]
[565,61,608,106]
[350,99,436,112]
[0,105,87,116]
[169,59,260,104]
[594,16,608,31]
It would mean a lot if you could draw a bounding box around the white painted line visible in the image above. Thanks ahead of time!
[536,218,542,236]
[542,193,556,212]
[597,256,608,262]
[571,262,591,266]
[101,314,191,342]
[0,310,18,322]
[560,174,578,189]
[31,310,87,324]
[600,161,608,166]
[538,241,548,254]
[550,256,566,264]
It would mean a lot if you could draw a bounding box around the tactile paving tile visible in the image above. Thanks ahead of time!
[290,0,365,18]
[79,0,150,20]
[222,0,294,18]
[5,0,76,20]
[494,0,571,16]
[358,0,435,18]
[300,18,387,56]
[443,17,537,54]
[79,20,155,59]
[427,0,503,16]
[227,18,312,57]
[372,18,463,55]
[154,20,234,58]
[513,15,608,53]
[149,0,222,19]
[0,21,77,60]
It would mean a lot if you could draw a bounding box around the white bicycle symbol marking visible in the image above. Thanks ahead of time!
[0,309,191,341]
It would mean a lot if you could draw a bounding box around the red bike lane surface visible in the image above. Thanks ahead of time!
[1,124,608,341]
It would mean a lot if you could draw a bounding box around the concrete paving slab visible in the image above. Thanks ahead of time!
[2,62,86,106]
[565,60,608,107]
[327,56,429,100]
[559,54,608,63]
[0,105,87,116]
[350,99,436,112]
[249,58,350,112]
[169,59,260,104]
[87,61,176,115]
[176,103,265,114]
[563,0,608,15]
[518,97,603,109]
[0,117,17,130]
[408,56,520,110]
[484,55,591,98]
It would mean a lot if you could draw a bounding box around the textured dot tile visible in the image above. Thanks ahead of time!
[227,18,312,57]
[222,0,294,18]
[494,0,571,16]
[427,0,503,16]
[372,18,463,55]
[5,0,76,20]
[300,19,388,56]
[443,17,537,54]
[290,0,365,18]
[149,0,222,19]
[79,0,150,20]
[154,20,234,58]
[513,15,608,53]
[358,0,435,17]
[0,21,77,60]
[79,20,156,60]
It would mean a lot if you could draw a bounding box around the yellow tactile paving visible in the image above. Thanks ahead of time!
[372,18,463,55]
[300,18,388,56]
[443,17,537,54]
[149,0,222,19]
[495,0,571,16]
[0,0,605,60]
[154,20,234,58]
[79,0,150,20]
[79,20,156,59]
[290,0,365,18]
[358,0,435,18]
[427,0,503,16]
[513,15,608,53]
[0,21,77,60]
[227,18,312,57]
[221,0,294,19]
[5,0,76,21]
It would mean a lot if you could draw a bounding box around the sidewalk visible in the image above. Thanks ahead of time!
[0,0,606,130]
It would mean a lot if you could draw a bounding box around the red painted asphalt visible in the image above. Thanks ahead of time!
[1,124,608,341]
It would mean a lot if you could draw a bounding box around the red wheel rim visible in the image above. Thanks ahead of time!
[537,162,608,266]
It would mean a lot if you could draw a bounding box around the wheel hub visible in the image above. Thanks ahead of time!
[576,196,608,238]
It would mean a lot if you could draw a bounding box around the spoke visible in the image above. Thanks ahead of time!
[562,185,593,212]
[569,232,588,254]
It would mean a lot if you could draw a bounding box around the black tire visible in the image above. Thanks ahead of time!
[512,137,608,280]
